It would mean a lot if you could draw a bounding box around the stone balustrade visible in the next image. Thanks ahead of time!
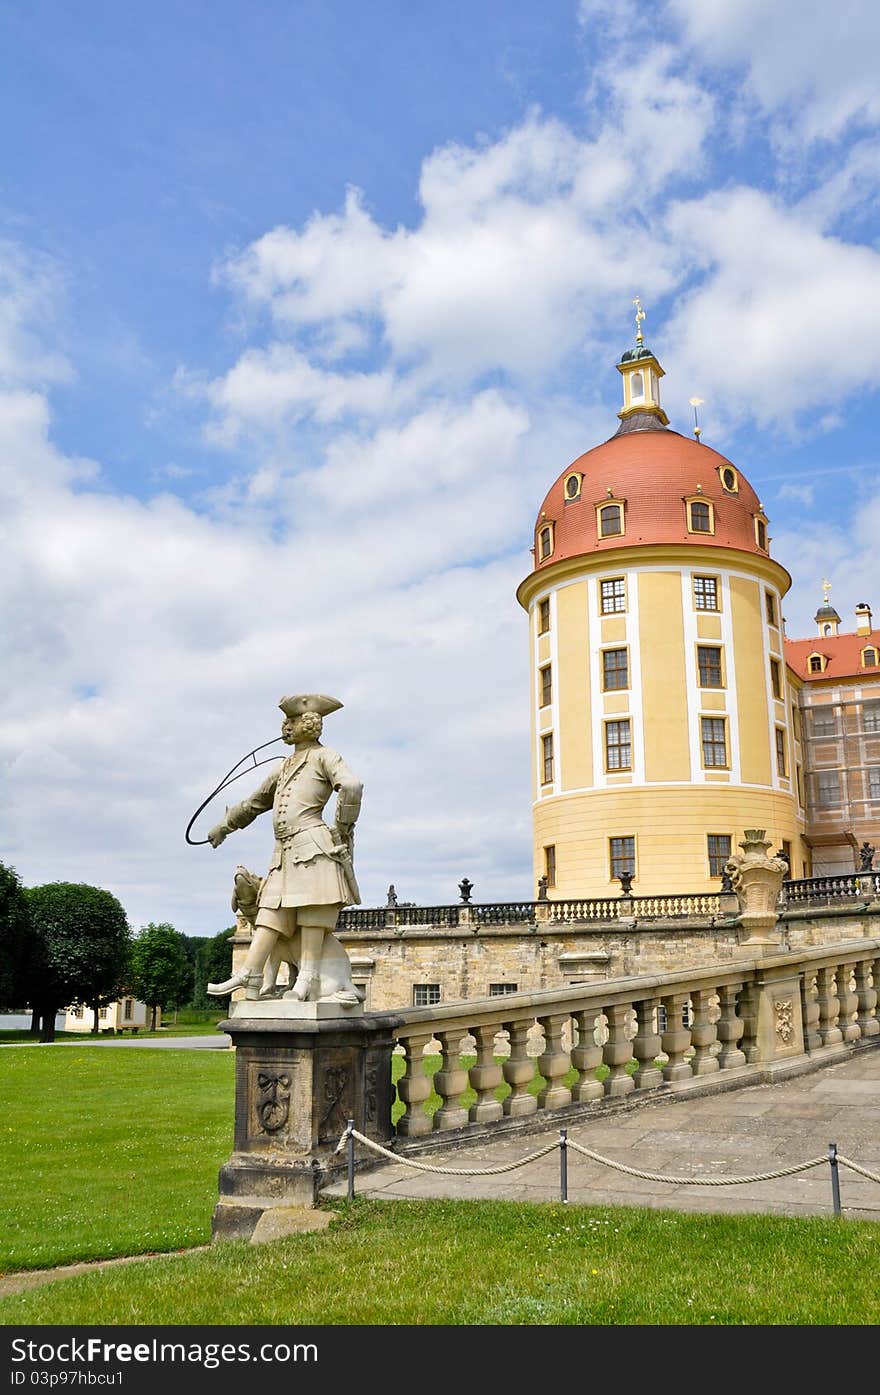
[375,938,880,1146]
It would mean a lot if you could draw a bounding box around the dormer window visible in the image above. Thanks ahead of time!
[862,646,879,668]
[754,515,768,551]
[597,499,625,538]
[686,496,714,534]
[808,653,826,674]
[564,473,582,501]
[719,465,739,493]
[538,524,554,560]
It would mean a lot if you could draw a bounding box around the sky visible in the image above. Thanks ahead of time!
[3,0,880,935]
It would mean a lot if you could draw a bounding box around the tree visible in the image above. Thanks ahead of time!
[191,928,235,1008]
[0,862,38,1010]
[131,924,192,1030]
[24,883,132,1042]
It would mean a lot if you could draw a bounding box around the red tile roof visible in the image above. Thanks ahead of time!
[532,428,770,570]
[785,629,880,682]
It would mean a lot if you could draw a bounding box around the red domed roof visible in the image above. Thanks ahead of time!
[533,426,769,571]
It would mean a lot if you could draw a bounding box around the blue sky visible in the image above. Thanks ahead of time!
[3,1,880,934]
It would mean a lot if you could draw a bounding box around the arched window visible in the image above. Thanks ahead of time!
[630,371,644,399]
[599,504,622,536]
[689,500,712,533]
[862,647,879,667]
[539,525,553,560]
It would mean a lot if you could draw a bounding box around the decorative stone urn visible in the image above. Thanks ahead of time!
[725,829,788,952]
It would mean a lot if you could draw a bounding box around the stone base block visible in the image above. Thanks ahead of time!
[229,999,364,1021]
[211,1196,336,1244]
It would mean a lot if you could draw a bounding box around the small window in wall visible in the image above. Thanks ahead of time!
[792,704,801,740]
[864,702,880,733]
[609,836,635,879]
[775,727,787,777]
[770,658,782,700]
[812,706,836,736]
[765,591,777,625]
[701,716,728,768]
[697,645,723,688]
[808,653,825,674]
[707,834,731,878]
[538,598,550,634]
[597,502,624,538]
[540,665,552,708]
[868,768,880,802]
[780,840,792,875]
[688,499,713,534]
[600,577,626,613]
[796,764,804,804]
[719,466,738,493]
[539,525,553,560]
[123,999,134,1021]
[861,646,879,668]
[693,575,719,610]
[755,517,768,550]
[605,719,632,771]
[564,473,582,500]
[99,1007,108,1021]
[489,983,519,996]
[544,844,557,887]
[412,984,441,1008]
[541,733,554,784]
[815,771,841,807]
[602,648,629,691]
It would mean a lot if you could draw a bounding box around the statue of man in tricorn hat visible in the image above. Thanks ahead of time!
[206,693,364,1006]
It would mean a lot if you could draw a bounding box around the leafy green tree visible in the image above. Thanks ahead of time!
[0,861,37,1010]
[24,883,132,1042]
[131,924,192,1029]
[191,928,235,1007]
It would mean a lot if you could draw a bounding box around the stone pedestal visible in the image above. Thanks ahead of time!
[726,829,788,955]
[212,1007,399,1241]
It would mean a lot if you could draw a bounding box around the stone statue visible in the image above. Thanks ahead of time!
[858,841,875,872]
[386,884,398,907]
[206,694,364,1006]
[458,877,473,904]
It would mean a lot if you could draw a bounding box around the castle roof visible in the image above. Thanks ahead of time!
[785,628,880,682]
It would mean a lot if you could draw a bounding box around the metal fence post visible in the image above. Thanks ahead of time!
[346,1118,356,1200]
[559,1128,568,1204]
[828,1141,841,1217]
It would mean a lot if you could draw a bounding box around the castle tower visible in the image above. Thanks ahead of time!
[516,316,806,898]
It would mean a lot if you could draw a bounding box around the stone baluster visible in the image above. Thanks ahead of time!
[855,957,879,1038]
[602,1002,635,1097]
[395,1033,435,1137]
[800,971,822,1052]
[815,965,843,1046]
[736,979,760,1064]
[570,1006,605,1103]
[468,1023,504,1124]
[835,961,861,1043]
[631,997,663,1091]
[537,1013,573,1110]
[660,992,693,1085]
[689,987,720,1076]
[432,1028,470,1131]
[502,1019,538,1117]
[715,982,746,1069]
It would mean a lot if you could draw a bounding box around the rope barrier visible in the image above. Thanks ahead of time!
[836,1155,880,1185]
[335,1126,559,1176]
[565,1138,827,1186]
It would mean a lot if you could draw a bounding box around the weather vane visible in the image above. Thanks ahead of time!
[822,576,832,605]
[633,296,646,344]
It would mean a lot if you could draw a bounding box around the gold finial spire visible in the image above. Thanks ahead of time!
[689,396,704,441]
[633,296,646,344]
[822,576,832,604]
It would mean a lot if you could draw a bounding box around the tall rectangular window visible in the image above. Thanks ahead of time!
[600,577,626,613]
[123,999,134,1020]
[538,598,550,634]
[796,764,803,804]
[609,836,635,879]
[605,719,632,771]
[542,733,554,784]
[697,645,723,688]
[701,716,728,768]
[775,726,787,776]
[544,844,556,886]
[412,984,441,1007]
[770,658,782,699]
[812,707,837,736]
[864,702,880,733]
[539,526,553,559]
[868,768,880,802]
[815,771,840,807]
[707,833,731,877]
[693,575,718,610]
[602,648,629,690]
[540,665,552,708]
[765,591,777,625]
[689,500,712,532]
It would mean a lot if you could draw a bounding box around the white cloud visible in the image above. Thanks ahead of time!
[776,482,815,508]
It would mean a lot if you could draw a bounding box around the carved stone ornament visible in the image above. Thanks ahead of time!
[774,998,794,1045]
[725,829,788,946]
[256,1071,291,1133]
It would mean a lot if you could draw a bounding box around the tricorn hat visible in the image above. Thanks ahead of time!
[279,693,343,718]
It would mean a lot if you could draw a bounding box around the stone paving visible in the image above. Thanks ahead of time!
[322,1049,880,1222]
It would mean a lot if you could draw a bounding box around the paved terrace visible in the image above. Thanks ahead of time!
[322,1047,880,1222]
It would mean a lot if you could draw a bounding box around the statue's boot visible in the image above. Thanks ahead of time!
[207,968,262,1000]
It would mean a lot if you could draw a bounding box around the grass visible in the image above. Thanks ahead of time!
[2,1198,880,1326]
[0,1047,234,1271]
